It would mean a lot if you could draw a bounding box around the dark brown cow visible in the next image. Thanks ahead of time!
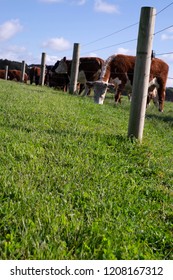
[29,66,41,85]
[8,70,28,83]
[54,56,104,95]
[89,54,169,112]
[49,72,70,91]
[0,69,6,79]
[48,60,70,91]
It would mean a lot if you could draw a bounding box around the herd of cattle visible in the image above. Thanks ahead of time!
[0,53,170,112]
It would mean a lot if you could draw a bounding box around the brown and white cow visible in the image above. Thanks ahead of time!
[0,69,28,82]
[89,54,169,112]
[0,69,6,79]
[29,66,41,85]
[8,69,28,83]
[54,56,104,95]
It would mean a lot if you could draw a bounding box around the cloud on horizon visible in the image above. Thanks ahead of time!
[0,19,23,42]
[0,44,30,62]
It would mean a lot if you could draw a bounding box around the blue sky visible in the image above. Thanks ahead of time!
[0,0,173,86]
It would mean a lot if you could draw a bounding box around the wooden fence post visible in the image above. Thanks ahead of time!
[20,60,26,82]
[128,7,156,142]
[39,52,46,86]
[69,43,80,94]
[5,65,8,80]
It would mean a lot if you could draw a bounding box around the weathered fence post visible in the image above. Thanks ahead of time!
[69,43,80,94]
[20,60,26,82]
[5,65,8,80]
[128,7,156,142]
[39,52,46,86]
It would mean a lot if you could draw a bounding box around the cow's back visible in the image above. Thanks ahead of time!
[150,58,169,85]
[79,57,104,81]
[0,69,5,79]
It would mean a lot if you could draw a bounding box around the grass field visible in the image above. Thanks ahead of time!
[0,79,173,260]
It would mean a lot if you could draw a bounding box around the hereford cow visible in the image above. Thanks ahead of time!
[8,70,28,83]
[54,56,104,95]
[115,76,159,108]
[88,54,169,112]
[48,60,70,91]
[49,72,70,91]
[29,66,41,85]
[0,69,6,79]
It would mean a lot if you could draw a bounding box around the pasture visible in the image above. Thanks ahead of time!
[0,79,173,260]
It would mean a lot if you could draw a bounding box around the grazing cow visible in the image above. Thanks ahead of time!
[147,87,158,107]
[0,69,6,79]
[54,56,104,95]
[88,54,169,112]
[49,72,70,91]
[44,65,53,86]
[0,59,29,74]
[46,60,70,91]
[29,66,41,85]
[8,70,28,83]
[118,76,159,108]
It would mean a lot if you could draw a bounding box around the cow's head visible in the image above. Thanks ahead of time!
[147,77,160,109]
[87,80,115,104]
[55,57,68,74]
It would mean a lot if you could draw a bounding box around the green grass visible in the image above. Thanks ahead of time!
[0,79,173,260]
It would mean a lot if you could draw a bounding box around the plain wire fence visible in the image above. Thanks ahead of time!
[55,1,173,75]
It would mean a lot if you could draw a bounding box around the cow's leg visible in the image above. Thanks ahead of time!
[115,88,123,104]
[146,93,152,107]
[82,84,90,96]
[157,87,165,112]
[78,84,85,95]
[114,75,127,104]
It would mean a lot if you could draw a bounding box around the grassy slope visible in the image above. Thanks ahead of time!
[0,80,173,260]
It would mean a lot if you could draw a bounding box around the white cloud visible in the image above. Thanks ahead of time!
[94,0,119,14]
[42,37,71,51]
[7,45,26,53]
[72,0,86,5]
[0,44,61,65]
[46,54,61,65]
[0,45,30,62]
[161,53,173,62]
[168,27,173,33]
[87,52,99,57]
[157,54,173,87]
[39,0,86,4]
[39,0,64,3]
[0,19,23,42]
[117,47,130,54]
[161,34,173,40]
[161,26,173,40]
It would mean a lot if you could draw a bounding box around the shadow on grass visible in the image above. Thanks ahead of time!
[2,121,131,146]
[146,113,173,126]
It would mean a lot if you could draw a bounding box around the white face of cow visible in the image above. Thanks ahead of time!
[147,77,159,109]
[93,81,109,104]
[92,77,123,104]
[55,59,68,74]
